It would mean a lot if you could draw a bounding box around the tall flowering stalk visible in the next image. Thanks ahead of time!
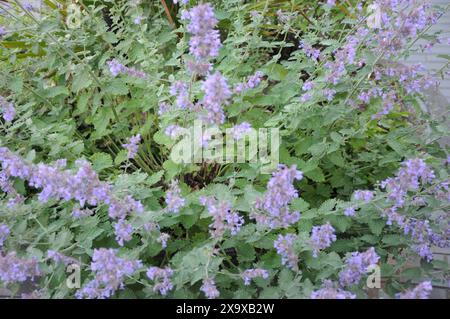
[339,247,380,287]
[181,3,222,75]
[200,196,244,238]
[165,180,186,213]
[310,223,337,257]
[397,281,433,299]
[0,223,10,247]
[252,165,303,229]
[147,267,174,296]
[198,72,232,125]
[107,59,146,78]
[76,248,142,299]
[311,280,356,299]
[0,252,40,284]
[122,134,141,159]
[242,268,269,285]
[0,96,15,122]
[274,234,298,271]
[0,147,143,221]
[200,278,220,299]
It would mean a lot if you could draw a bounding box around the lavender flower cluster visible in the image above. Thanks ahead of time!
[397,281,433,299]
[114,218,134,246]
[382,64,436,95]
[199,196,244,238]
[324,29,365,85]
[299,40,321,61]
[344,206,356,217]
[158,101,171,115]
[181,3,222,74]
[274,234,298,271]
[122,134,141,159]
[0,223,9,247]
[71,207,94,218]
[170,81,193,110]
[0,170,24,208]
[146,266,174,296]
[229,122,252,140]
[199,72,232,125]
[339,247,380,287]
[0,251,40,284]
[310,223,337,257]
[253,165,303,229]
[165,180,186,213]
[372,0,436,57]
[107,59,146,79]
[47,250,79,266]
[375,158,447,261]
[200,278,220,299]
[234,71,264,94]
[165,124,185,139]
[0,147,143,246]
[381,158,435,207]
[242,268,269,285]
[310,280,356,299]
[76,248,142,299]
[0,95,15,122]
[142,222,170,249]
[173,4,235,125]
[157,232,170,249]
[353,190,374,203]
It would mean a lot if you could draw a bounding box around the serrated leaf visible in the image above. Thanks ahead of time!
[291,198,310,212]
[72,70,93,92]
[104,79,129,95]
[328,214,351,232]
[382,234,407,246]
[90,152,113,172]
[45,86,69,98]
[147,170,164,186]
[304,167,325,182]
[114,149,128,166]
[368,219,385,236]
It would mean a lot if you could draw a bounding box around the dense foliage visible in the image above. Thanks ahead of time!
[0,0,449,299]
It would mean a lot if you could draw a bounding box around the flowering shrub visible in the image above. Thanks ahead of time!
[0,0,449,299]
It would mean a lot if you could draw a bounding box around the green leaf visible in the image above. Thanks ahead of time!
[90,152,113,172]
[104,79,129,96]
[328,215,351,232]
[291,198,310,212]
[304,167,325,182]
[308,142,328,158]
[45,86,69,98]
[387,139,406,155]
[400,267,422,280]
[75,92,91,115]
[265,63,288,81]
[236,243,256,263]
[329,239,358,252]
[368,219,385,236]
[382,234,407,246]
[102,32,118,44]
[318,199,338,213]
[178,210,198,229]
[147,170,164,186]
[8,77,23,93]
[163,159,182,180]
[114,150,128,166]
[92,108,112,139]
[72,70,93,92]
[327,151,345,167]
